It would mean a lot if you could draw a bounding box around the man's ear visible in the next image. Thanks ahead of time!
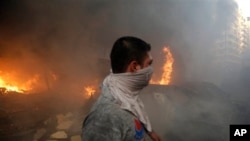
[127,61,139,72]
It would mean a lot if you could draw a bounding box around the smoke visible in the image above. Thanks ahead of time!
[141,83,235,140]
[0,0,244,87]
[0,0,106,94]
[0,0,249,139]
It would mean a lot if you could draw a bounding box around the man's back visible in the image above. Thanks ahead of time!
[82,87,147,141]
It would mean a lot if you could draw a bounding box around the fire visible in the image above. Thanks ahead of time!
[151,47,174,85]
[0,77,24,93]
[159,47,174,85]
[84,86,96,98]
[0,71,57,94]
[0,74,39,94]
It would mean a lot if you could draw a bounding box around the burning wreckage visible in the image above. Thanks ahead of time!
[0,47,248,141]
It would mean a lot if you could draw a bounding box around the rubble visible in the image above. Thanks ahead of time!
[70,135,81,141]
[56,120,73,130]
[50,131,68,139]
[0,92,88,141]
[0,82,249,141]
[33,128,46,140]
[56,113,74,130]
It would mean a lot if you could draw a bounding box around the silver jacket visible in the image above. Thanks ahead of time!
[82,86,148,141]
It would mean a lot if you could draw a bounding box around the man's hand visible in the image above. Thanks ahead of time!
[148,130,161,141]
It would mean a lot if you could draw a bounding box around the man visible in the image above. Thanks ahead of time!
[82,36,161,141]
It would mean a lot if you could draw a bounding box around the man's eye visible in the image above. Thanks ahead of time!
[149,60,153,65]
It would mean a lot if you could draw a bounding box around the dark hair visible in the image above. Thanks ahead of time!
[110,36,151,73]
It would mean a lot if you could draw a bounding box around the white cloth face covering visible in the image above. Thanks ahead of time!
[103,66,153,132]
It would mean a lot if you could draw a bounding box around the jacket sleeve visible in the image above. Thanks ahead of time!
[82,112,124,141]
[82,127,122,141]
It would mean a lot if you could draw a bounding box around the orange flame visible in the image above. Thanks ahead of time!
[0,72,55,94]
[151,47,174,85]
[0,77,24,93]
[84,86,96,98]
[0,75,39,94]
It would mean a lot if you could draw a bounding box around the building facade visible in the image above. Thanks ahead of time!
[212,5,250,86]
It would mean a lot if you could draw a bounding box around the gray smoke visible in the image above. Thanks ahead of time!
[0,0,249,140]
[1,0,245,88]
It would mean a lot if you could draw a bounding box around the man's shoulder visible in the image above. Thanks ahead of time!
[89,92,133,120]
[91,102,133,121]
[83,92,135,131]
[82,103,140,141]
[83,103,135,135]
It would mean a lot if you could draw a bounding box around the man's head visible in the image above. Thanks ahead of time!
[110,36,153,73]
